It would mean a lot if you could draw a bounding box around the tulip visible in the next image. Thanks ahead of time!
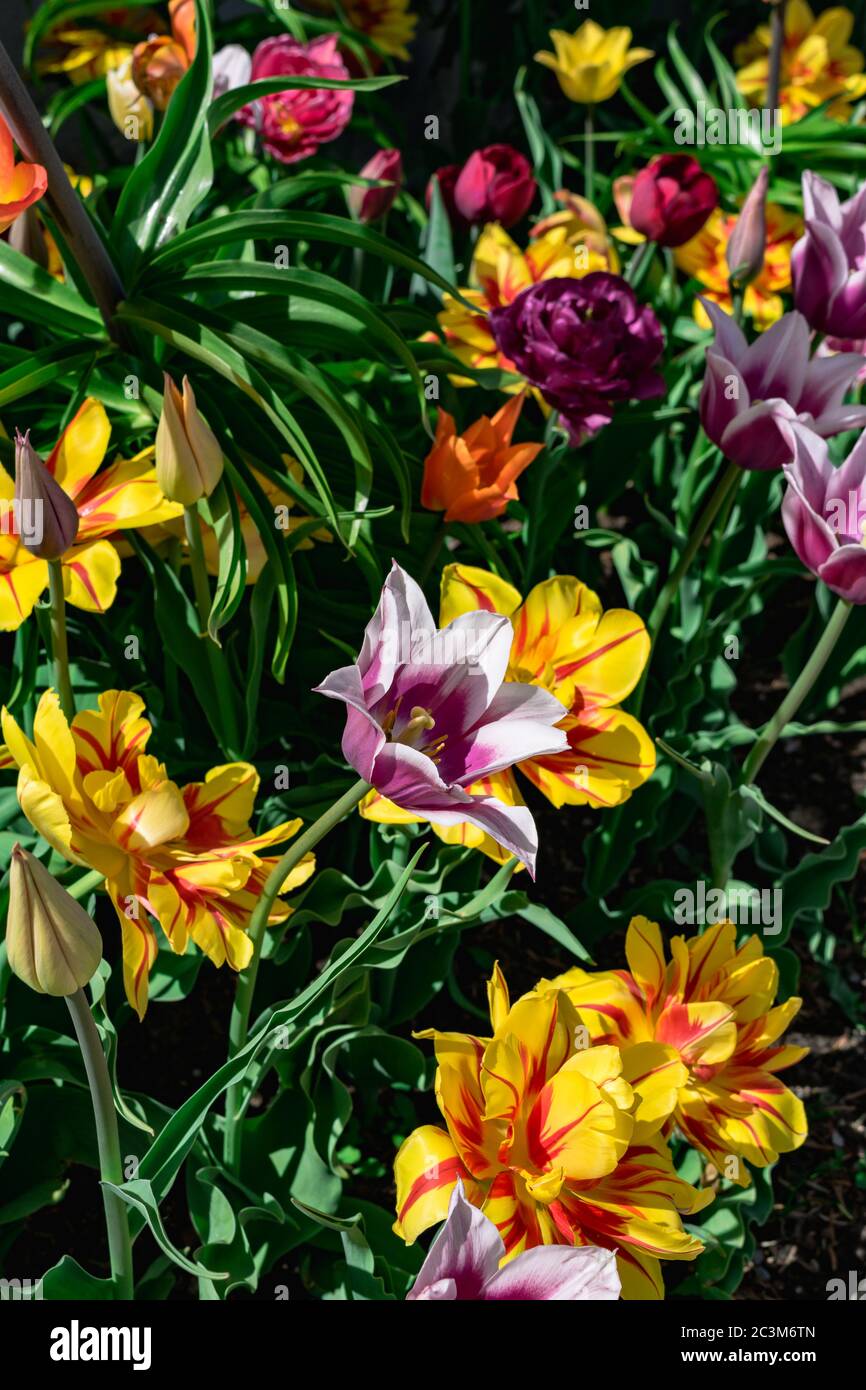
[407,1181,621,1301]
[0,113,48,235]
[453,145,537,230]
[420,393,543,523]
[699,300,866,469]
[726,165,769,288]
[155,373,224,506]
[314,561,568,875]
[14,429,80,560]
[235,34,354,166]
[628,154,718,249]
[347,148,403,224]
[792,171,866,339]
[212,44,252,101]
[550,917,808,1183]
[781,421,866,603]
[6,844,102,997]
[106,51,154,142]
[131,35,190,111]
[535,21,653,105]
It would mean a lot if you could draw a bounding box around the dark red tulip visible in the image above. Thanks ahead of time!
[348,148,403,223]
[453,145,537,229]
[629,153,718,248]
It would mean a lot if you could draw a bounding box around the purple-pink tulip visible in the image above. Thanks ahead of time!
[407,1181,621,1301]
[726,165,769,287]
[792,172,866,339]
[453,145,537,230]
[236,34,354,165]
[781,421,866,604]
[314,562,567,875]
[699,300,866,470]
[347,148,403,224]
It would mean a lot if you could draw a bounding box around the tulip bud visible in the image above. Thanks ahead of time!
[131,36,189,112]
[155,373,224,506]
[347,148,403,224]
[14,429,80,560]
[6,845,103,997]
[726,166,769,289]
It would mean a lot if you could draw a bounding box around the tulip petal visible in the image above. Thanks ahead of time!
[481,1243,621,1300]
[393,1125,478,1244]
[61,539,121,613]
[46,398,111,498]
[407,1180,504,1300]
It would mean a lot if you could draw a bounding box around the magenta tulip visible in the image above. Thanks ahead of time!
[792,171,866,339]
[699,300,866,470]
[348,148,403,223]
[453,145,537,229]
[629,154,718,248]
[314,562,567,875]
[781,421,866,603]
[236,34,354,165]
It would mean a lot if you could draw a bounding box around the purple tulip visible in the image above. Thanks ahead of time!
[792,172,866,339]
[781,421,866,604]
[699,300,866,470]
[489,274,666,446]
[407,1181,621,1301]
[314,562,567,875]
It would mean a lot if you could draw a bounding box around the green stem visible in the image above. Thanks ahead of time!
[624,239,655,290]
[741,597,852,786]
[419,519,447,585]
[65,989,134,1300]
[223,777,370,1169]
[184,506,241,757]
[67,868,106,901]
[767,1,787,116]
[584,106,595,201]
[47,558,75,722]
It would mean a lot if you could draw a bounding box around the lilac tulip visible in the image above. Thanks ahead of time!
[314,562,567,875]
[407,1181,621,1301]
[699,300,866,470]
[792,172,866,339]
[781,421,866,603]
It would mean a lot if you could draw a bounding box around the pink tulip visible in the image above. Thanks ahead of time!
[348,148,403,223]
[453,145,537,229]
[407,1181,621,1301]
[781,421,866,603]
[236,34,354,165]
[792,172,866,339]
[314,562,567,875]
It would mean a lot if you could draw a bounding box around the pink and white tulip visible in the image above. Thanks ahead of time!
[781,422,866,604]
[314,562,567,875]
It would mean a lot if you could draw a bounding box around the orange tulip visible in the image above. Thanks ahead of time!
[420,393,543,523]
[0,115,48,235]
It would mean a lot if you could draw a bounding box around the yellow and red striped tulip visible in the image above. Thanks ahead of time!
[362,565,654,865]
[0,399,183,630]
[393,964,709,1299]
[545,917,808,1182]
[0,690,315,1018]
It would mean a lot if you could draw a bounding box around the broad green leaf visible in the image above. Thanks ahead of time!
[207,72,404,136]
[0,239,103,337]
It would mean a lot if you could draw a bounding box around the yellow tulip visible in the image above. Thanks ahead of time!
[155,373,224,506]
[535,21,653,105]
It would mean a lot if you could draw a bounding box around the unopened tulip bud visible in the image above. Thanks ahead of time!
[14,429,79,559]
[6,845,103,997]
[726,166,769,289]
[155,373,224,506]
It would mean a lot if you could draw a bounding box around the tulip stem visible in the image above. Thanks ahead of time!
[584,106,595,201]
[741,596,852,786]
[47,558,75,722]
[223,777,371,1170]
[625,240,655,291]
[65,989,134,1300]
[767,1,787,117]
[184,506,241,758]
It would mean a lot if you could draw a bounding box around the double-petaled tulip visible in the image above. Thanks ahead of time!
[314,562,568,875]
[347,148,403,224]
[699,300,866,470]
[420,393,543,523]
[155,373,224,506]
[362,565,655,866]
[726,166,769,289]
[408,1181,621,1301]
[489,273,666,445]
[546,918,808,1183]
[781,420,866,603]
[452,145,537,230]
[0,113,48,235]
[792,171,866,340]
[535,21,652,104]
[6,844,103,997]
[394,963,710,1299]
[0,690,315,1017]
[436,221,613,381]
[0,399,182,631]
[627,154,718,249]
[236,34,354,165]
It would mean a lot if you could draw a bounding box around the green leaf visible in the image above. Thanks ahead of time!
[104,1177,230,1279]
[39,1255,115,1301]
[111,0,214,275]
[0,240,103,337]
[0,342,109,409]
[200,478,247,641]
[207,72,404,136]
